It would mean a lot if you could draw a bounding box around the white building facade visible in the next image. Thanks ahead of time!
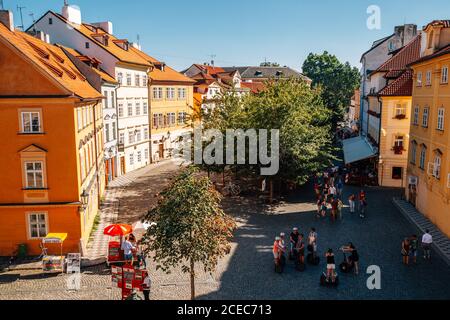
[31,5,152,175]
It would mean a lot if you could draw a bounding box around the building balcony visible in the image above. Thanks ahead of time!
[392,145,405,155]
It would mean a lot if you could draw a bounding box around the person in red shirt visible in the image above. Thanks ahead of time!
[359,190,367,218]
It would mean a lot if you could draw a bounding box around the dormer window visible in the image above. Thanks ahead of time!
[255,71,263,77]
[427,30,434,49]
[113,39,129,51]
[275,71,284,77]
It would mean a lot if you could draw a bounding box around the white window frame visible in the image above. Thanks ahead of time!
[129,153,134,166]
[178,88,186,100]
[417,72,422,86]
[442,66,449,84]
[126,73,132,86]
[21,111,42,134]
[437,107,445,131]
[153,87,163,100]
[434,155,442,179]
[143,102,148,115]
[447,173,450,188]
[426,70,432,86]
[420,148,427,169]
[127,102,133,117]
[137,151,142,163]
[413,106,419,125]
[166,88,175,100]
[135,102,141,116]
[422,107,429,127]
[27,212,48,239]
[25,161,45,189]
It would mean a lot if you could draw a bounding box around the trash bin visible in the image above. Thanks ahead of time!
[18,243,28,258]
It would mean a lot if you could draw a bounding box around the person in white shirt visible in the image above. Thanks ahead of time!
[422,230,433,260]
[121,236,135,265]
[143,272,151,301]
[329,185,337,197]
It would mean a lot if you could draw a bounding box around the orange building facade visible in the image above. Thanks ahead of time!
[0,15,105,256]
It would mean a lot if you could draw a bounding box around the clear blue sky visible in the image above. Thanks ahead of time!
[3,0,450,71]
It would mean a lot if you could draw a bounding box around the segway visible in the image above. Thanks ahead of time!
[293,249,306,272]
[320,271,339,287]
[274,254,286,274]
[339,250,354,274]
[306,245,320,265]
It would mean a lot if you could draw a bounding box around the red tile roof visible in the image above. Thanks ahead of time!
[241,82,266,94]
[424,20,450,30]
[409,44,450,66]
[193,64,225,75]
[375,35,421,73]
[378,70,413,96]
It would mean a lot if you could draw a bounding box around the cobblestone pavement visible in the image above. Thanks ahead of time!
[2,170,450,300]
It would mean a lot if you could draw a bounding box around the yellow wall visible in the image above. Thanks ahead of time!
[378,96,412,188]
[407,55,450,237]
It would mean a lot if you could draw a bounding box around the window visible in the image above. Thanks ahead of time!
[117,72,123,85]
[178,112,187,125]
[153,87,163,100]
[434,155,442,179]
[420,147,427,170]
[135,74,140,87]
[135,102,141,116]
[143,102,148,115]
[168,112,176,126]
[136,130,141,142]
[422,107,429,127]
[437,107,445,131]
[413,106,419,125]
[49,18,53,25]
[441,66,448,84]
[426,70,432,86]
[127,102,133,117]
[394,104,406,118]
[142,75,148,87]
[85,42,90,49]
[137,151,142,163]
[166,88,175,100]
[77,109,82,130]
[393,135,405,154]
[111,91,115,108]
[118,103,124,118]
[144,127,149,140]
[112,122,116,140]
[153,114,159,128]
[126,73,132,86]
[144,149,149,160]
[128,131,135,144]
[103,91,109,108]
[178,88,186,100]
[410,143,417,165]
[28,213,47,239]
[159,113,164,127]
[392,167,403,180]
[119,132,125,145]
[21,111,41,133]
[105,123,110,143]
[129,153,134,166]
[417,72,422,86]
[25,161,44,189]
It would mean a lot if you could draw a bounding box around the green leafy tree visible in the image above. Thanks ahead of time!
[260,61,281,67]
[142,167,236,300]
[302,51,360,129]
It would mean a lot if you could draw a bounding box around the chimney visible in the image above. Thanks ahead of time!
[62,3,82,25]
[131,42,141,50]
[92,21,113,35]
[0,10,14,32]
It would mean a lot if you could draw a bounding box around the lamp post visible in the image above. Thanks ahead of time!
[79,190,89,213]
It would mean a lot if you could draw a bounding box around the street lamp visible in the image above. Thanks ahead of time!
[79,190,89,212]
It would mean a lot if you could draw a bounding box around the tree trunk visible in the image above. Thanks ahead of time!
[190,258,195,300]
[222,167,225,186]
[269,179,273,204]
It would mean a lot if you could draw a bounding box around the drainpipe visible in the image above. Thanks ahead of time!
[147,66,154,164]
[377,96,383,186]
[92,100,102,206]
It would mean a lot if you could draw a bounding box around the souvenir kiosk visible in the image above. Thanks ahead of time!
[42,233,67,273]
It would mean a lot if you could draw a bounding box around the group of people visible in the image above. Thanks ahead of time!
[314,170,346,221]
[348,189,368,218]
[401,230,434,265]
[121,234,147,269]
[272,228,318,265]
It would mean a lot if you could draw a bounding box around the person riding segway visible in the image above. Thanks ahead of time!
[339,246,354,273]
[320,249,339,287]
[294,234,306,272]
[289,228,300,260]
[273,236,286,273]
[341,243,360,275]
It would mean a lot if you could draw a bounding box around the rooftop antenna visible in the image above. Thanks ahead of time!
[137,34,140,46]
[29,12,36,33]
[16,5,25,30]
[0,1,4,10]
[209,54,216,67]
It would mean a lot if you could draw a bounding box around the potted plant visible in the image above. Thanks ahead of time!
[395,114,406,120]
[392,145,404,154]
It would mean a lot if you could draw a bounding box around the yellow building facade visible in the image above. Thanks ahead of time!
[406,21,450,237]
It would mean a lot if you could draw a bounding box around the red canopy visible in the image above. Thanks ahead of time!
[103,224,133,237]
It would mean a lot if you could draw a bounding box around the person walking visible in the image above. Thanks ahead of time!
[142,272,151,301]
[410,235,418,264]
[296,234,305,265]
[358,190,367,218]
[402,238,411,265]
[289,228,300,258]
[342,243,359,275]
[330,197,338,221]
[422,230,433,261]
[308,228,318,260]
[337,198,344,220]
[136,240,147,269]
[348,194,356,213]
[121,236,136,265]
[336,179,344,199]
[320,200,328,218]
[325,249,336,282]
[329,184,337,199]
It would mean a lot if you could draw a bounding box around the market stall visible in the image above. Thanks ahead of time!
[104,224,132,266]
[42,233,67,273]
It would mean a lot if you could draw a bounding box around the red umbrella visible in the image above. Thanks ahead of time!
[103,224,133,237]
